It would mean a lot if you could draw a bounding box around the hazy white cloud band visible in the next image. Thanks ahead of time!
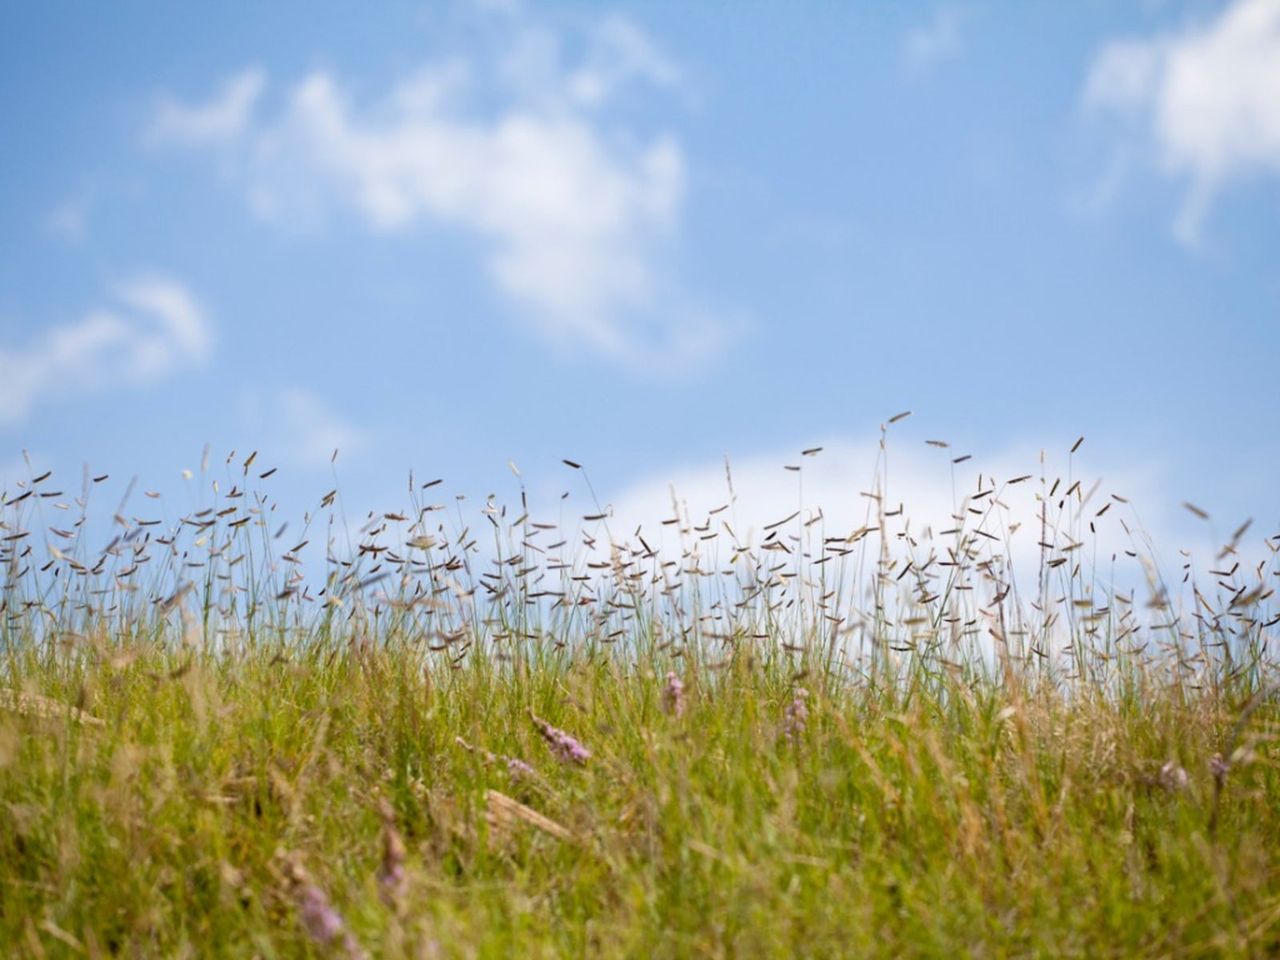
[599,437,1253,602]
[0,277,211,427]
[238,385,366,469]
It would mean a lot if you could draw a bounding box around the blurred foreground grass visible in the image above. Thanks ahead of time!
[2,641,1278,958]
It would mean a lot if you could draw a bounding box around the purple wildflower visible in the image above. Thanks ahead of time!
[378,857,406,905]
[1209,752,1229,786]
[376,800,407,907]
[297,883,345,943]
[531,713,591,765]
[458,735,538,782]
[293,880,367,960]
[1158,760,1189,792]
[662,671,686,718]
[783,688,809,744]
[507,756,536,780]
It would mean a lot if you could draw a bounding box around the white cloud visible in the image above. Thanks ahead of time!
[567,14,683,107]
[150,15,718,366]
[905,7,966,71]
[1084,0,1280,243]
[240,386,365,469]
[148,68,266,147]
[45,199,89,243]
[0,276,211,427]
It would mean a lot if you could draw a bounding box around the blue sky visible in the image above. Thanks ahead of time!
[1,0,1277,566]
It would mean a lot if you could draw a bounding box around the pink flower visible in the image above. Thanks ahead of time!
[1158,760,1189,792]
[297,883,345,944]
[295,883,367,960]
[531,712,591,765]
[376,800,407,906]
[662,671,686,718]
[286,860,367,960]
[507,756,536,779]
[783,688,809,744]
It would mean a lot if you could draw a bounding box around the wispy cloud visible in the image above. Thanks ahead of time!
[239,386,365,469]
[45,198,89,243]
[904,7,967,72]
[149,13,720,367]
[1084,0,1280,244]
[0,276,211,427]
[147,67,266,147]
[566,14,683,107]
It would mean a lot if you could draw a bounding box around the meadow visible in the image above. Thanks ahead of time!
[1,429,1277,958]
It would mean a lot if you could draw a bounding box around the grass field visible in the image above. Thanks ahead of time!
[2,439,1277,957]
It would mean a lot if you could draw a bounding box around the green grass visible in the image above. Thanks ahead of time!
[1,441,1278,956]
[3,643,1277,958]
